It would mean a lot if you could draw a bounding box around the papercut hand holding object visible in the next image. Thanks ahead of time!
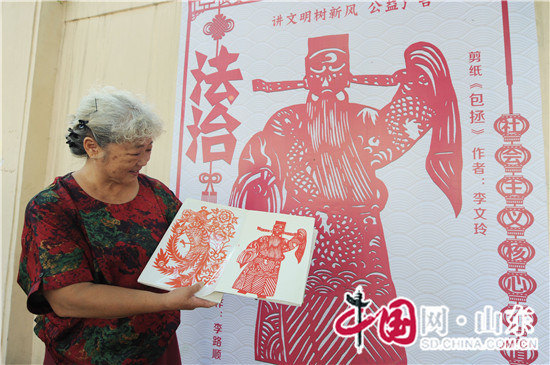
[232,221,307,298]
[229,34,462,364]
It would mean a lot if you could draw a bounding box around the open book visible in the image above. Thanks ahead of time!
[138,199,317,306]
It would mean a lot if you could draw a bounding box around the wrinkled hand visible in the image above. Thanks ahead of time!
[164,283,217,311]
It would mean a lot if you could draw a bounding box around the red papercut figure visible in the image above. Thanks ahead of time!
[232,221,307,298]
[230,34,462,364]
[153,207,238,288]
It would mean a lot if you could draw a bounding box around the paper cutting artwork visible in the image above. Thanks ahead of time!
[232,221,307,298]
[139,199,316,305]
[152,206,238,288]
[229,34,462,364]
[174,2,549,364]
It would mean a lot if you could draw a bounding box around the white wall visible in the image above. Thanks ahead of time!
[2,2,181,363]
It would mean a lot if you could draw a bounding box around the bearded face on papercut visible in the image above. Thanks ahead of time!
[230,34,462,364]
[304,36,352,102]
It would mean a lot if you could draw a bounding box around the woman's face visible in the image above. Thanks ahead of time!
[97,138,153,184]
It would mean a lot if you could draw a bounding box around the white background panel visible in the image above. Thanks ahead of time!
[174,1,548,364]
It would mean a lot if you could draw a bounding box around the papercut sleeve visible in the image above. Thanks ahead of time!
[17,189,93,315]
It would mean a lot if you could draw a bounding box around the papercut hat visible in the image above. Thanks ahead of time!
[307,34,349,57]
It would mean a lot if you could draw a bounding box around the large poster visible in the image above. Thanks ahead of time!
[171,1,548,364]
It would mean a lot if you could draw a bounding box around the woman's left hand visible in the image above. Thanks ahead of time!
[163,282,218,311]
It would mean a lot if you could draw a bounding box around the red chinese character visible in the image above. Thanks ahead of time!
[346,4,359,16]
[212,349,222,360]
[213,323,222,334]
[377,298,417,346]
[272,14,283,26]
[368,2,382,14]
[504,305,536,336]
[333,293,417,351]
[472,162,485,174]
[185,106,202,161]
[213,336,222,347]
[418,0,430,7]
[470,110,485,124]
[186,47,242,163]
[469,51,481,63]
[201,133,237,164]
[470,93,484,107]
[474,223,488,235]
[300,11,312,23]
[329,6,342,18]
[287,13,297,25]
[315,8,327,21]
[473,192,487,205]
[204,46,243,106]
[386,0,399,12]
[499,146,528,166]
[200,103,240,135]
[474,208,487,220]
[472,147,485,160]
[469,65,482,76]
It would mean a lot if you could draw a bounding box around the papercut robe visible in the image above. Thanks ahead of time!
[230,34,462,364]
[232,221,307,298]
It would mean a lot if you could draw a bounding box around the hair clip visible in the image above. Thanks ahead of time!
[77,120,89,129]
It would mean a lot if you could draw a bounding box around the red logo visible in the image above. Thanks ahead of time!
[333,287,417,353]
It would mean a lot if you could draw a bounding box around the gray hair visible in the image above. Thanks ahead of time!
[66,87,163,156]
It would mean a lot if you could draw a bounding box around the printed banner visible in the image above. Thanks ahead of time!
[170,1,549,364]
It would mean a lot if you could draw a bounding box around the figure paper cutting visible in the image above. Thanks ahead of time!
[152,206,238,288]
[232,221,307,298]
[229,34,462,364]
[139,199,316,306]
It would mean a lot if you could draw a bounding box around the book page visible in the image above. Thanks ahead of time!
[214,211,315,306]
[138,199,247,299]
[139,199,315,305]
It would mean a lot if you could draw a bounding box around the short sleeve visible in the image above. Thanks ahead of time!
[17,188,93,314]
[146,177,182,223]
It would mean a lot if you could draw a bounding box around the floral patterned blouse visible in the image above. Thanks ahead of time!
[18,173,182,364]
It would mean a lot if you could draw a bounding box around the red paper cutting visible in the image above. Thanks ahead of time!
[232,221,307,298]
[153,206,238,288]
[230,34,462,364]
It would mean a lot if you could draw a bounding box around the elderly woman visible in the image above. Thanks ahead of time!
[17,87,215,365]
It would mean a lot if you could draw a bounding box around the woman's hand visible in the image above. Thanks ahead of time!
[163,282,217,311]
[43,282,216,319]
